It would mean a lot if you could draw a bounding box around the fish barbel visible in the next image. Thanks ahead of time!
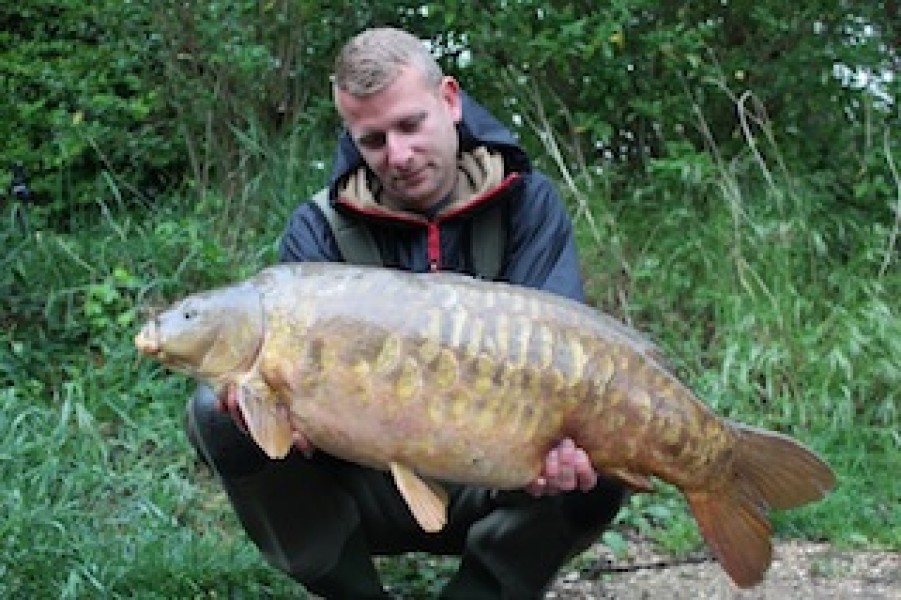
[135,262,835,588]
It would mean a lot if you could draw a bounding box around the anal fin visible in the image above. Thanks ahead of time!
[389,462,448,533]
[607,467,655,492]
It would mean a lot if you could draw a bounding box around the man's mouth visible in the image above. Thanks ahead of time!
[395,167,427,186]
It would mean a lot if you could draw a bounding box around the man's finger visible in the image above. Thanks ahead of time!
[292,430,315,458]
[574,449,598,491]
[215,385,249,434]
[544,446,560,478]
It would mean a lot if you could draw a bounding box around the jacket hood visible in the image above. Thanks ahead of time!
[328,90,530,189]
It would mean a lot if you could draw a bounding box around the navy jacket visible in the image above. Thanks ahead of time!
[278,92,585,303]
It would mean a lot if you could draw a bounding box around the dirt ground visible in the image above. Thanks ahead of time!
[548,539,900,600]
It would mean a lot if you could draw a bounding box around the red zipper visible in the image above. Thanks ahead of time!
[427,221,441,271]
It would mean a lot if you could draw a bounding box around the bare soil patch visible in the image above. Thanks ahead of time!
[548,540,900,599]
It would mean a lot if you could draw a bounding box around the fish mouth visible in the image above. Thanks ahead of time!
[134,321,160,355]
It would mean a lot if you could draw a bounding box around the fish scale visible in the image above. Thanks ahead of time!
[135,262,835,589]
[394,296,551,441]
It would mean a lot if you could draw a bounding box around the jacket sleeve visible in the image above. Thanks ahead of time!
[277,201,343,263]
[502,171,587,303]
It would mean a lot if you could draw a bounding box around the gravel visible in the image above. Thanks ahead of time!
[548,540,900,599]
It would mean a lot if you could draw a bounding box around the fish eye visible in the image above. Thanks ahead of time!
[182,308,198,320]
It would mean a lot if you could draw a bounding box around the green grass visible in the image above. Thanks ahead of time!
[0,377,298,598]
[1,131,898,597]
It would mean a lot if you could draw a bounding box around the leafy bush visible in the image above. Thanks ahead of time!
[0,1,179,222]
[3,2,895,231]
[413,1,897,213]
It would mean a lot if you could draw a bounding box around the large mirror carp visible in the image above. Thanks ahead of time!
[135,262,835,588]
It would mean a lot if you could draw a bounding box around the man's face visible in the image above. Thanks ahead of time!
[335,67,463,212]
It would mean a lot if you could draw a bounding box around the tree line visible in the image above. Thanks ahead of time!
[1,1,897,226]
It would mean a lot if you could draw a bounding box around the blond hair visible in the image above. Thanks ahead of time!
[333,27,443,96]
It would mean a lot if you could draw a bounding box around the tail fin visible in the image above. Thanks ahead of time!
[686,423,836,588]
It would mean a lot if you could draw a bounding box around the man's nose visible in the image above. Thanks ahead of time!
[385,132,413,168]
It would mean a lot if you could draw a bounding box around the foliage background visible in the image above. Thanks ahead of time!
[1,1,898,597]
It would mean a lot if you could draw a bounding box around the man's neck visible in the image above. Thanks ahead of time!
[381,175,458,218]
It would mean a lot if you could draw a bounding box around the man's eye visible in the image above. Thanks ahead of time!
[358,133,386,149]
[398,120,421,134]
[399,114,426,134]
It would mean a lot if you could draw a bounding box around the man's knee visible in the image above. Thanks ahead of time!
[184,384,269,477]
[459,481,627,596]
[561,476,627,532]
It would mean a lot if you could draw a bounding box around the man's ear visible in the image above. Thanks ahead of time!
[440,76,463,123]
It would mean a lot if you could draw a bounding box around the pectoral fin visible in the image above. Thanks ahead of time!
[389,462,448,532]
[235,382,293,459]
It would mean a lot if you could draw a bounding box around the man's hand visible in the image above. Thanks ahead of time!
[216,384,248,433]
[526,438,597,496]
[216,385,315,457]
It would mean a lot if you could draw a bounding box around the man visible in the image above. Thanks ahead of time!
[186,27,626,599]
